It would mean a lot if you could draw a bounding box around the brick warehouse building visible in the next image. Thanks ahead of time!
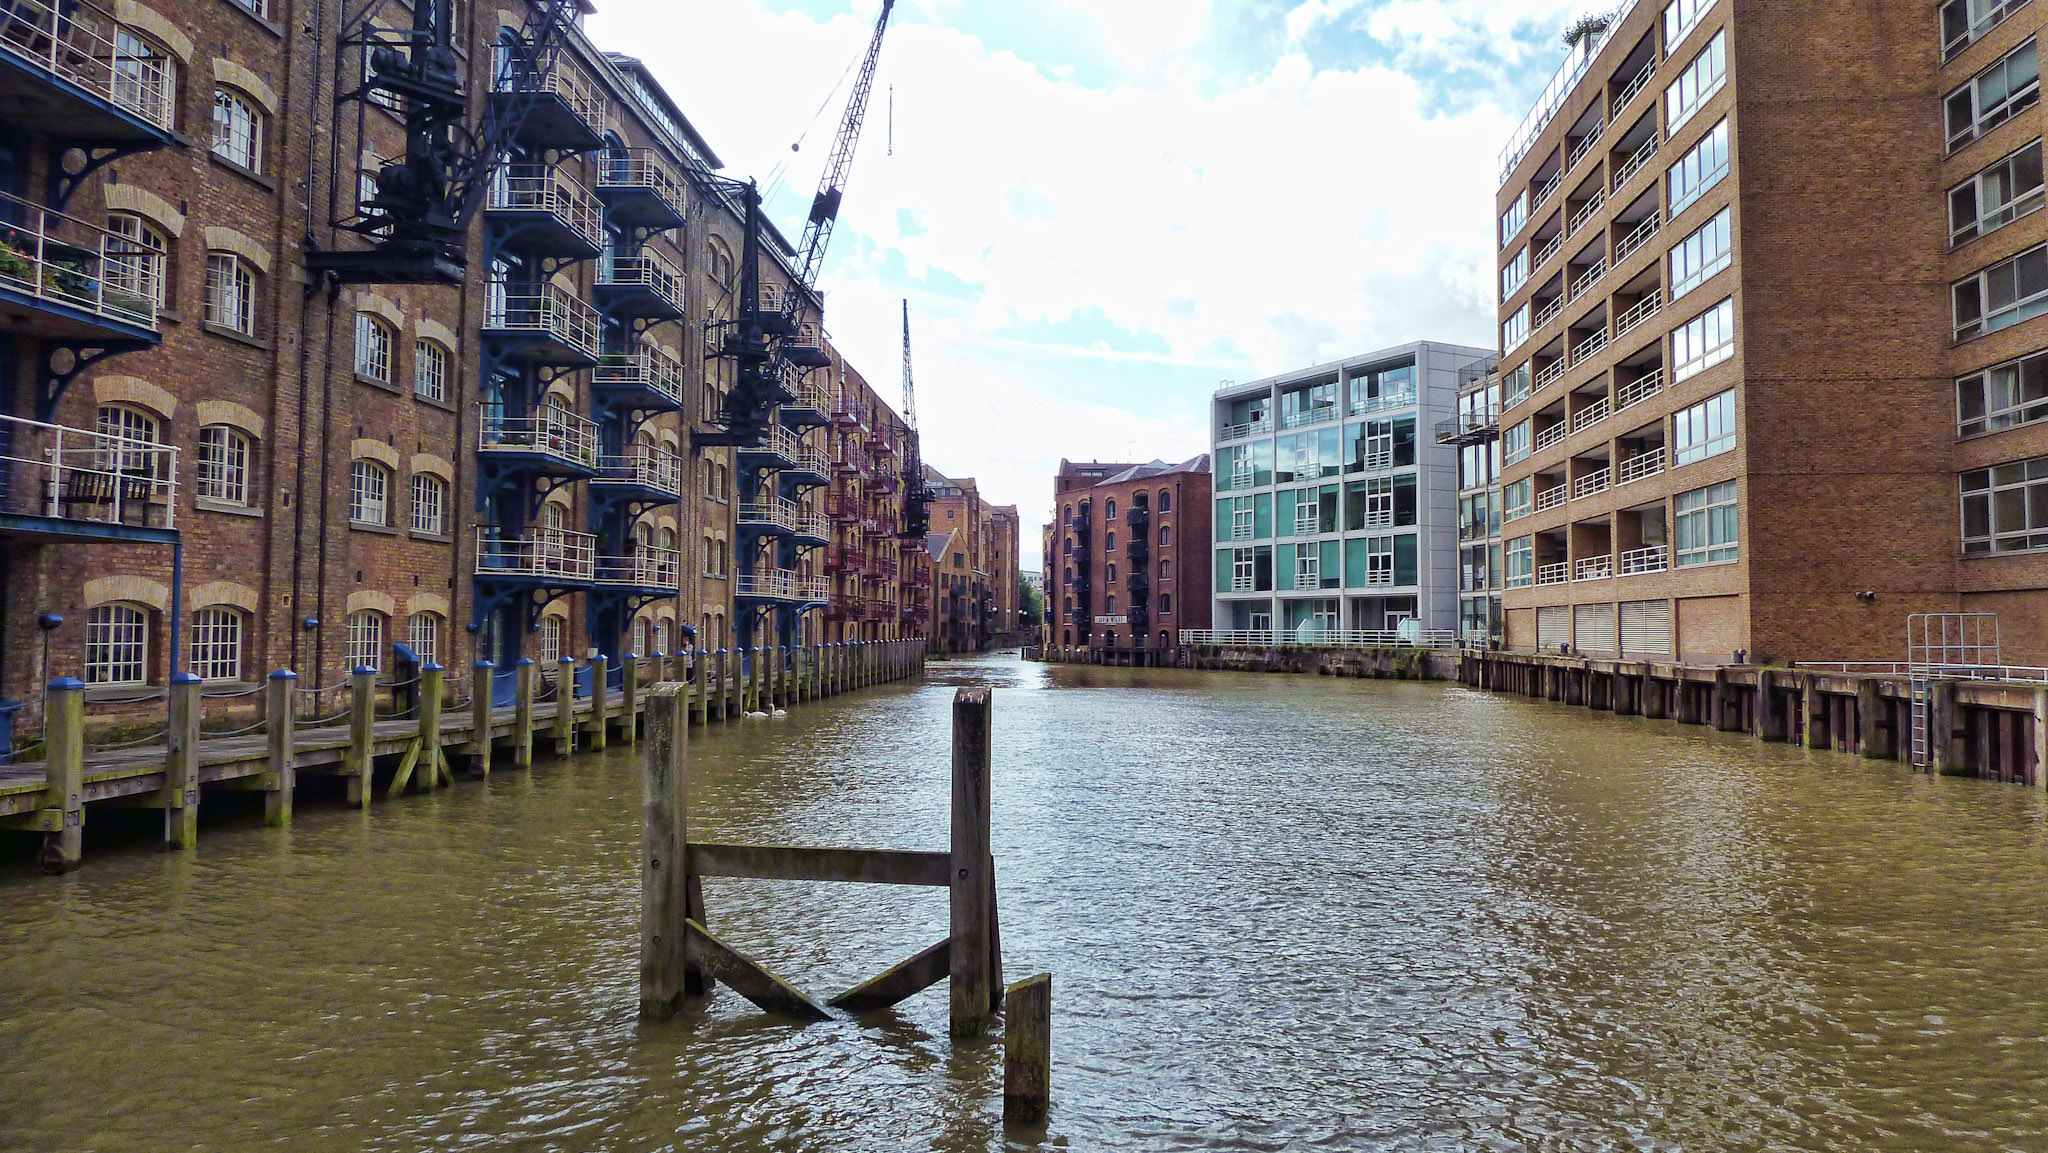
[921,467,1021,653]
[1046,456,1212,663]
[1493,0,2048,665]
[0,0,926,739]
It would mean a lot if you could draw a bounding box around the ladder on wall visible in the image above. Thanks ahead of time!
[1908,676,1932,769]
[1904,613,2001,771]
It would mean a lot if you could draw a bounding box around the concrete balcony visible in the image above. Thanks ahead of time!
[1570,395,1610,434]
[590,444,683,500]
[592,343,686,412]
[0,0,176,143]
[474,526,596,583]
[0,189,160,344]
[595,248,685,320]
[1536,561,1570,586]
[0,410,176,542]
[1615,367,1664,413]
[1570,467,1612,500]
[477,405,599,477]
[490,52,606,152]
[1533,420,1568,455]
[1535,483,1568,513]
[483,284,601,364]
[1217,417,1271,442]
[595,147,686,230]
[1617,447,1665,486]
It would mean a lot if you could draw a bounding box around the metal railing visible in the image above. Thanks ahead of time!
[1569,188,1607,236]
[738,570,830,601]
[1217,418,1271,441]
[1535,483,1568,513]
[1574,554,1614,581]
[1531,171,1562,214]
[597,248,685,313]
[494,50,607,133]
[0,410,178,529]
[597,147,686,211]
[592,444,683,496]
[1534,421,1567,454]
[1618,544,1668,574]
[486,164,603,250]
[1281,405,1339,430]
[474,526,596,581]
[783,380,834,415]
[738,496,800,530]
[596,545,680,588]
[1571,324,1610,366]
[1615,52,1659,111]
[1612,132,1661,189]
[594,343,687,407]
[1533,230,1563,271]
[1614,289,1662,338]
[1617,446,1665,485]
[477,404,599,468]
[1352,389,1419,416]
[485,284,601,359]
[1533,294,1565,331]
[1499,0,1649,178]
[0,0,175,128]
[1613,209,1663,263]
[1571,395,1610,433]
[792,514,831,540]
[1536,561,1570,586]
[1568,257,1606,303]
[0,188,162,330]
[1177,628,1459,650]
[1571,467,1612,499]
[1567,124,1606,173]
[1615,367,1665,411]
[1435,408,1501,441]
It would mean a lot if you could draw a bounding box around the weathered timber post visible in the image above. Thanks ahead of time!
[470,659,493,778]
[1802,675,1827,749]
[589,654,609,753]
[1640,669,1663,719]
[1929,680,1960,774]
[419,663,446,787]
[1755,670,1783,742]
[552,658,576,757]
[513,657,536,768]
[40,678,85,873]
[1003,973,1052,1125]
[621,654,640,746]
[265,670,296,826]
[2033,688,2048,791]
[950,687,996,1037]
[165,672,201,849]
[725,649,742,720]
[751,647,765,712]
[641,682,695,1019]
[690,656,709,727]
[1711,668,1738,731]
[1856,679,1889,760]
[347,665,376,807]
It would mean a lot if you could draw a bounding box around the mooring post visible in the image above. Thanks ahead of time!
[1856,678,1888,760]
[164,672,201,850]
[726,649,742,720]
[265,670,296,827]
[621,653,640,746]
[689,656,708,727]
[641,682,692,1019]
[41,678,85,873]
[1931,679,1961,775]
[470,659,494,778]
[589,654,609,753]
[514,657,536,768]
[2032,688,2048,790]
[949,687,995,1037]
[553,657,575,757]
[1754,669,1782,742]
[347,665,376,808]
[1802,674,1827,750]
[1003,973,1052,1125]
[418,663,446,788]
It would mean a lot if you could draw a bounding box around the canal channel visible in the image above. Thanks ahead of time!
[4,652,2048,1151]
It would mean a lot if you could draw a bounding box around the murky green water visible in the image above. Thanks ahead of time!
[5,653,2048,1151]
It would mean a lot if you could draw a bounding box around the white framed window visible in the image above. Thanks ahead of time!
[86,603,149,685]
[204,252,255,335]
[1673,297,1736,380]
[1674,480,1739,566]
[1962,454,2048,553]
[1958,349,2048,435]
[190,607,243,682]
[1364,476,1395,527]
[211,88,262,172]
[1945,0,2031,60]
[346,610,384,671]
[1952,142,2045,246]
[1663,0,1716,48]
[1954,244,2048,339]
[1232,547,1254,591]
[1665,31,1726,134]
[1667,118,1730,217]
[1505,535,1534,588]
[1674,388,1737,465]
[94,404,159,475]
[656,620,672,655]
[112,29,174,129]
[228,0,268,18]
[1502,419,1531,465]
[415,339,448,401]
[197,424,250,505]
[537,616,563,664]
[1160,524,1172,545]
[1295,547,1319,588]
[632,618,649,658]
[105,212,168,309]
[350,459,390,525]
[1669,206,1732,299]
[1500,188,1528,248]
[1503,478,1533,521]
[407,612,440,667]
[1948,40,2039,152]
[354,313,394,383]
[1501,246,1530,302]
[1366,537,1394,586]
[1232,503,1253,540]
[409,472,446,536]
[1502,302,1530,351]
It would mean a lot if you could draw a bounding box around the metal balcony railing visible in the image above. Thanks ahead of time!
[592,444,683,496]
[1619,544,1669,575]
[1612,132,1661,189]
[0,188,162,331]
[1435,408,1501,443]
[1536,561,1570,586]
[1531,171,1561,215]
[1533,230,1563,271]
[792,514,831,540]
[783,380,834,417]
[477,404,599,469]
[486,164,604,251]
[493,51,607,135]
[0,410,178,530]
[1352,388,1419,416]
[1568,257,1606,304]
[0,0,175,129]
[1574,554,1614,581]
[1617,53,1659,112]
[1571,395,1610,434]
[485,283,601,360]
[597,247,685,315]
[1569,190,1606,238]
[1613,210,1664,264]
[596,147,686,215]
[1533,357,1568,394]
[1533,294,1565,331]
[1533,421,1567,454]
[475,526,596,581]
[1218,417,1271,441]
[1614,289,1662,339]
[1567,124,1605,173]
[1281,405,1338,430]
[1571,467,1612,500]
[1618,447,1666,485]
[1535,483,1568,513]
[596,545,681,589]
[738,570,829,601]
[738,496,800,531]
[593,343,687,407]
[1615,368,1665,412]
[1175,629,1459,650]
[1570,324,1610,366]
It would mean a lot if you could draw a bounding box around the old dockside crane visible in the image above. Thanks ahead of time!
[899,299,932,540]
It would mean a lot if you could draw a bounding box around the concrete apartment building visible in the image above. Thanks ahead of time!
[1207,343,1491,642]
[922,467,1021,653]
[1494,0,2048,665]
[1047,456,1212,661]
[0,0,925,739]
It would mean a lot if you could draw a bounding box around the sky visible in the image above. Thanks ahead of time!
[587,0,1597,544]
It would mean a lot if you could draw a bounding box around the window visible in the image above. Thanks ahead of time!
[1503,478,1534,521]
[355,314,394,382]
[1674,388,1737,464]
[1296,547,1320,588]
[350,459,390,525]
[410,472,446,535]
[1959,349,2048,435]
[1366,537,1394,586]
[1159,489,1172,512]
[1503,302,1530,351]
[1106,594,1117,613]
[1673,297,1736,380]
[1955,245,2048,339]
[112,30,174,128]
[1106,499,1117,520]
[205,252,255,335]
[538,617,563,664]
[1161,559,1172,580]
[1663,0,1715,47]
[1501,362,1533,410]
[105,213,168,310]
[407,612,440,667]
[1665,31,1726,134]
[1948,40,2038,152]
[197,424,250,505]
[1952,142,2045,245]
[1962,455,2048,552]
[1160,525,1172,545]
[654,619,671,654]
[1502,245,1530,301]
[1107,563,1118,582]
[1500,188,1528,247]
[95,404,159,475]
[1502,419,1531,465]
[86,603,149,685]
[1106,531,1116,550]
[1674,480,1739,566]
[212,88,262,172]
[415,339,448,401]
[1505,536,1534,588]
[1232,547,1255,591]
[1945,0,2032,59]
[346,610,384,671]
[190,607,243,681]
[229,0,269,19]
[1667,118,1730,216]
[1160,594,1171,612]
[1669,206,1732,299]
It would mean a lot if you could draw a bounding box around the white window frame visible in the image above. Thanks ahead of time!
[346,610,384,672]
[1947,39,2039,153]
[1962,455,2048,553]
[355,313,394,383]
[407,611,440,667]
[190,607,243,682]
[1952,141,2046,247]
[1502,419,1531,465]
[86,603,149,685]
[1674,480,1739,567]
[538,616,563,664]
[1500,188,1528,248]
[1366,537,1394,587]
[1673,296,1736,381]
[409,472,446,536]
[95,404,159,475]
[1505,535,1534,588]
[1503,478,1534,521]
[1667,118,1730,217]
[1364,476,1395,528]
[105,212,167,309]
[1665,30,1726,135]
[1673,388,1737,465]
[1663,0,1716,49]
[1503,302,1530,351]
[653,619,670,655]
[1501,246,1530,302]
[350,459,390,526]
[1958,348,2048,435]
[1295,546,1320,589]
[197,424,250,505]
[1954,244,2048,339]
[1232,547,1254,592]
[112,30,174,129]
[1669,206,1732,300]
[211,87,262,172]
[1945,0,2032,60]
[414,339,448,401]
[205,252,255,335]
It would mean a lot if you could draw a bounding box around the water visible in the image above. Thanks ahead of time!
[5,653,2048,1151]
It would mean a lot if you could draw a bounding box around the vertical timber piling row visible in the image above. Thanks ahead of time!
[621,656,640,746]
[949,687,997,1038]
[589,655,609,753]
[166,673,201,849]
[265,671,296,826]
[40,679,85,873]
[419,664,446,788]
[1003,973,1052,1125]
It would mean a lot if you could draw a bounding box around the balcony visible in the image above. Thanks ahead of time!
[1531,171,1562,215]
[485,164,604,258]
[783,322,832,369]
[490,51,606,152]
[1613,210,1663,264]
[1570,395,1610,434]
[826,492,861,522]
[1571,467,1612,500]
[738,496,802,535]
[1615,368,1664,412]
[591,444,683,500]
[1568,188,1606,238]
[593,343,686,412]
[1619,544,1669,575]
[1536,561,1570,586]
[1616,53,1658,112]
[1614,289,1662,339]
[1570,324,1610,367]
[781,380,834,426]
[737,569,829,602]
[0,189,161,343]
[1574,554,1614,581]
[475,526,596,583]
[1567,124,1605,174]
[596,248,685,319]
[792,514,832,544]
[1436,408,1501,445]
[1218,417,1271,442]
[866,422,898,454]
[1617,447,1665,485]
[595,147,687,230]
[1533,420,1567,455]
[0,0,177,143]
[740,424,829,481]
[483,284,601,364]
[477,404,600,476]
[1567,258,1606,304]
[0,411,176,541]
[595,545,681,591]
[1532,294,1565,331]
[1612,133,1660,190]
[1534,483,1568,513]
[1532,230,1563,272]
[1281,404,1339,430]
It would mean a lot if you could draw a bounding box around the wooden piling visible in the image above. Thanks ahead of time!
[1754,670,1782,742]
[1802,675,1827,749]
[1003,973,1052,1125]
[1857,679,1889,760]
[2033,689,2048,790]
[690,657,709,727]
[413,663,446,791]
[265,670,296,826]
[949,687,995,1037]
[641,682,691,1019]
[587,655,609,752]
[1931,679,1960,775]
[347,665,375,807]
[470,660,493,777]
[621,654,640,745]
[553,658,575,757]
[40,678,85,873]
[514,657,536,768]
[165,673,201,849]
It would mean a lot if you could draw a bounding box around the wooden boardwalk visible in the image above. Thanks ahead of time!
[3,640,926,872]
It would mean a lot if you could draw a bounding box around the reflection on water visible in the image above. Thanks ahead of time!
[3,652,2048,1151]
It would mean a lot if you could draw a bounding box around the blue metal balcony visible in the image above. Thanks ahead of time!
[0,0,177,147]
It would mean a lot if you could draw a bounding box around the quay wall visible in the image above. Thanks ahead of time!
[1031,644,1450,680]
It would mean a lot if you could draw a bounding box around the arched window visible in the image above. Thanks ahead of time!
[112,29,174,129]
[190,606,243,681]
[349,460,390,525]
[1160,593,1172,613]
[539,500,567,531]
[1159,630,1170,649]
[1159,489,1172,512]
[407,611,441,666]
[1160,524,1173,546]
[410,473,445,536]
[197,424,251,505]
[1062,628,1071,645]
[204,252,256,334]
[87,603,150,685]
[95,404,160,475]
[415,339,449,401]
[346,610,385,671]
[1106,531,1116,551]
[1107,563,1118,582]
[537,616,563,664]
[354,313,395,382]
[105,212,168,312]
[1160,559,1172,580]
[1105,499,1116,520]
[212,88,263,172]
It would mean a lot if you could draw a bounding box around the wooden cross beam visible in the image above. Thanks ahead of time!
[685,919,831,1021]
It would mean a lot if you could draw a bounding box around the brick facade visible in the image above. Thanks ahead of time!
[1045,457,1213,655]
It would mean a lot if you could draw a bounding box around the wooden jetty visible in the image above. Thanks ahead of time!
[1,640,926,873]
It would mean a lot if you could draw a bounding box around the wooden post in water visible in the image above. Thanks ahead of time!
[553,658,576,757]
[1931,679,1960,775]
[1857,678,1889,761]
[1003,973,1052,1125]
[470,660,494,778]
[265,670,296,826]
[641,682,691,1019]
[690,655,709,727]
[41,678,85,873]
[420,663,446,787]
[949,687,995,1037]
[1802,675,1827,749]
[347,665,375,807]
[1754,669,1782,742]
[589,654,609,753]
[165,672,201,849]
[621,654,640,746]
[2033,688,2048,790]
[513,658,536,768]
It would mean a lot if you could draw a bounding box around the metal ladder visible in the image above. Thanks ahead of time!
[1909,676,1932,768]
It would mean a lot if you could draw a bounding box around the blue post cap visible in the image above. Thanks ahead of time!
[474,658,494,670]
[422,662,444,673]
[623,652,638,661]
[270,669,298,681]
[48,676,84,691]
[557,656,574,665]
[171,672,201,685]
[302,617,320,629]
[353,665,377,676]
[393,643,420,664]
[36,612,62,630]
[516,657,535,667]
[465,620,481,633]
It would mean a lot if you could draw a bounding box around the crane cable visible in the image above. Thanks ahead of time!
[763,29,867,203]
